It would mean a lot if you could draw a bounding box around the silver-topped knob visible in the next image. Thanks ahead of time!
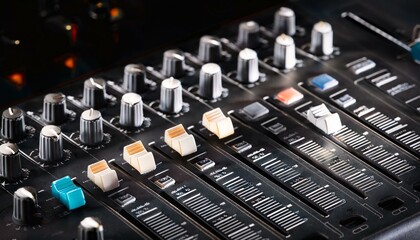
[162,49,186,78]
[310,21,334,56]
[198,35,222,63]
[273,7,296,36]
[1,107,26,142]
[42,93,67,125]
[82,78,107,109]
[198,63,223,99]
[78,217,104,240]
[119,93,144,128]
[237,48,259,83]
[122,64,147,93]
[39,125,63,162]
[159,77,183,114]
[12,186,38,226]
[80,109,104,146]
[0,143,22,181]
[273,34,296,69]
[237,21,260,49]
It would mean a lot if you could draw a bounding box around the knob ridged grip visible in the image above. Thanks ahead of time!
[82,78,107,109]
[310,21,334,56]
[159,78,183,114]
[198,35,222,63]
[237,21,260,49]
[42,93,67,124]
[237,48,259,83]
[12,186,37,226]
[162,49,186,78]
[78,217,104,240]
[273,7,296,36]
[0,143,22,181]
[39,125,63,162]
[119,93,144,128]
[198,63,223,99]
[80,109,104,146]
[1,107,26,142]
[122,64,147,93]
[273,34,296,69]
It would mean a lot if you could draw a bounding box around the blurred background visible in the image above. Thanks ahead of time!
[0,0,281,107]
[1,0,418,108]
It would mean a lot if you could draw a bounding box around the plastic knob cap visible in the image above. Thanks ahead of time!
[122,64,147,93]
[82,78,107,109]
[42,93,67,125]
[0,143,22,181]
[237,48,260,83]
[159,77,183,114]
[162,49,186,78]
[80,109,104,146]
[198,63,223,99]
[12,186,38,226]
[119,93,144,128]
[1,107,26,142]
[198,35,223,63]
[39,125,63,162]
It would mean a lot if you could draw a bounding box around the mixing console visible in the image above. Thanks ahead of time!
[1,1,419,239]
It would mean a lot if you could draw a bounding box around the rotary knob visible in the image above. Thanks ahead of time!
[122,64,147,93]
[82,78,107,109]
[80,109,104,146]
[162,49,186,78]
[273,7,296,36]
[1,107,26,142]
[42,93,68,125]
[12,186,38,226]
[273,34,296,69]
[310,21,334,56]
[159,77,183,114]
[237,21,260,49]
[78,217,104,240]
[0,143,22,181]
[237,48,260,84]
[198,35,223,63]
[119,93,144,128]
[39,125,63,162]
[198,63,223,100]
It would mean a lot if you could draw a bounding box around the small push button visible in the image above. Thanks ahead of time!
[241,102,269,120]
[311,74,338,91]
[276,87,303,105]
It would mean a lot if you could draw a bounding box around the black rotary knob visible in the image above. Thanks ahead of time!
[122,64,147,93]
[198,35,223,63]
[80,109,104,146]
[119,93,144,128]
[237,21,260,49]
[12,186,38,226]
[39,125,63,162]
[198,63,223,100]
[42,93,68,125]
[159,77,183,114]
[0,143,22,181]
[82,78,107,109]
[161,49,186,78]
[237,48,260,84]
[1,107,26,142]
[78,217,104,240]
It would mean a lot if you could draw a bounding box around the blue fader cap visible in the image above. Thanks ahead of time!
[311,74,339,91]
[51,176,86,210]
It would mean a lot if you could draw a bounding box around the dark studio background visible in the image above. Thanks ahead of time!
[0,0,418,108]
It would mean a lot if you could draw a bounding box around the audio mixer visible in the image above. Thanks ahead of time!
[1,1,419,239]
